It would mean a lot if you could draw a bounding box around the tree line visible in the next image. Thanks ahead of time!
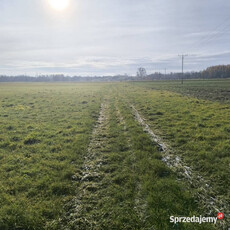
[202,65,230,78]
[0,65,229,82]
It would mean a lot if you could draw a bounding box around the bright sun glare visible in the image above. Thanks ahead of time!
[49,0,70,11]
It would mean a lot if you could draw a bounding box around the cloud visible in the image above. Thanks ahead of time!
[1,0,230,75]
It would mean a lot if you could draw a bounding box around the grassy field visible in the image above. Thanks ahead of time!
[0,80,229,229]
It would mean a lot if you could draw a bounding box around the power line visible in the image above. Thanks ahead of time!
[189,15,230,52]
[187,16,230,72]
[187,16,230,71]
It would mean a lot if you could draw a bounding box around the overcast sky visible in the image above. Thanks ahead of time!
[1,0,230,76]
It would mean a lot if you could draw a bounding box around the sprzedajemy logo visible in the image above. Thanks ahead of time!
[170,213,224,225]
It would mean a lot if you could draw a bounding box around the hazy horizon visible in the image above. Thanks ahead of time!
[1,0,230,76]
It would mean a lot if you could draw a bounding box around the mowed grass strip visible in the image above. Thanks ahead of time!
[0,83,104,229]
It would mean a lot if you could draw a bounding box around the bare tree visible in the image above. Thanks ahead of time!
[137,67,147,78]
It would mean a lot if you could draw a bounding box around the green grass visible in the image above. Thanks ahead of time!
[0,81,229,229]
[0,83,104,229]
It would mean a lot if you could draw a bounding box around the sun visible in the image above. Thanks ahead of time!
[48,0,70,11]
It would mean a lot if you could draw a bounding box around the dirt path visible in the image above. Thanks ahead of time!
[131,105,229,229]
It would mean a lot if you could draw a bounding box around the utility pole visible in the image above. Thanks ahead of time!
[164,68,167,77]
[178,54,188,84]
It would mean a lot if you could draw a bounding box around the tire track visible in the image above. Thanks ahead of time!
[57,100,148,229]
[131,105,229,229]
[57,103,110,229]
